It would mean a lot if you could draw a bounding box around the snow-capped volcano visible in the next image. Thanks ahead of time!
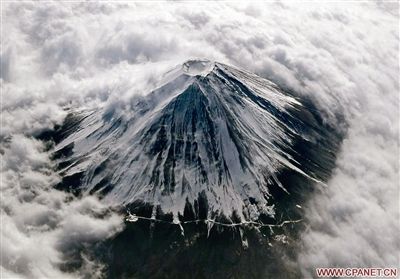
[52,60,340,223]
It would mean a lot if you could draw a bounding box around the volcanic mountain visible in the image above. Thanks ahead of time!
[51,59,341,225]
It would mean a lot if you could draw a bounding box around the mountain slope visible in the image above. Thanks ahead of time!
[52,60,341,224]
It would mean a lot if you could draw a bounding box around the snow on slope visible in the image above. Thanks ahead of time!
[52,60,337,223]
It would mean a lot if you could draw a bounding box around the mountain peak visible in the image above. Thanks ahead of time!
[182,59,215,77]
[52,61,341,225]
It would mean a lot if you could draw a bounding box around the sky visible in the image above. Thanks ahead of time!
[1,1,399,278]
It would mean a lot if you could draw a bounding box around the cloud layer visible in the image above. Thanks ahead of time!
[1,1,399,278]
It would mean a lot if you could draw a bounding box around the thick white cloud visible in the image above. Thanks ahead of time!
[1,1,398,278]
[0,134,124,278]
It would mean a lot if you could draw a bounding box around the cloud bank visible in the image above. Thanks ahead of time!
[1,1,398,278]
